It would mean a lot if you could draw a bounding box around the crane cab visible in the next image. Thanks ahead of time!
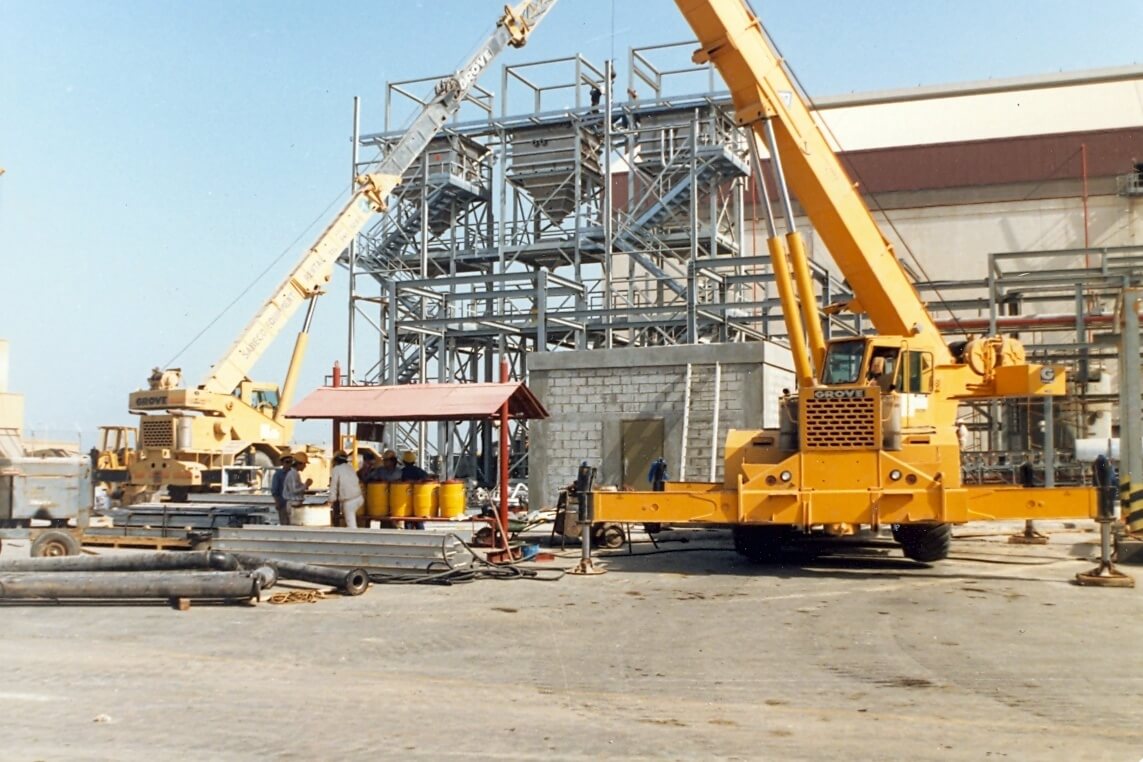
[775,336,954,457]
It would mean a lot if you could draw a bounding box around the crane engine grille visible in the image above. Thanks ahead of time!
[803,396,877,449]
[140,418,177,449]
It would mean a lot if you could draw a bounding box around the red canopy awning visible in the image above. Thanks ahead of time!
[285,382,548,422]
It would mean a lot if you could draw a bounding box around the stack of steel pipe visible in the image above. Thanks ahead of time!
[231,553,371,596]
[211,526,473,575]
[0,550,275,603]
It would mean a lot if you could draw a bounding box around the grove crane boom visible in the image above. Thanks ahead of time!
[123,0,557,502]
[591,0,1097,562]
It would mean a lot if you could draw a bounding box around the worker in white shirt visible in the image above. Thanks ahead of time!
[329,450,365,529]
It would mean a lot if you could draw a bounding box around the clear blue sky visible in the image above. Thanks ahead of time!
[1,0,1139,447]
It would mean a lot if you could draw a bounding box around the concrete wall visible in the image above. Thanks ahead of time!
[527,342,794,509]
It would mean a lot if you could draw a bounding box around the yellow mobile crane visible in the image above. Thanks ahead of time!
[124,0,558,502]
[592,0,1097,561]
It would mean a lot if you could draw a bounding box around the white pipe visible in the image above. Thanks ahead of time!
[680,363,692,481]
[709,363,722,482]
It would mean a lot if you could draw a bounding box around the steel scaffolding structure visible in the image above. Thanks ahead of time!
[910,245,1143,484]
[337,40,1142,495]
[340,44,846,490]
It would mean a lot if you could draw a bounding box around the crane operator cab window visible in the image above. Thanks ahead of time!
[899,350,934,394]
[247,388,281,416]
[865,348,900,393]
[821,339,866,385]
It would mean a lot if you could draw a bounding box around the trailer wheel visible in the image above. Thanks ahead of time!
[593,523,626,549]
[895,523,952,563]
[31,530,81,558]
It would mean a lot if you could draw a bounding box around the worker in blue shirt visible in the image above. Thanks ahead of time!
[270,453,294,525]
[400,451,430,530]
[400,450,430,481]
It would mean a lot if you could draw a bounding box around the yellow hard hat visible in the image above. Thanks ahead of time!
[401,450,417,464]
[292,451,309,465]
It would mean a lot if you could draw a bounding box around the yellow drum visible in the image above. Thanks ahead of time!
[413,481,438,518]
[366,482,389,518]
[388,482,413,518]
[438,480,466,518]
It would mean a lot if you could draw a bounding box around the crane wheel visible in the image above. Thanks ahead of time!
[894,522,952,563]
[30,530,81,558]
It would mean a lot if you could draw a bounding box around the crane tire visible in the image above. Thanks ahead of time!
[895,522,952,563]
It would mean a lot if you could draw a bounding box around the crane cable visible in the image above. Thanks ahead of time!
[161,188,350,370]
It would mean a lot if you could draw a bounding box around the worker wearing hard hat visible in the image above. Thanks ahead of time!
[400,450,430,482]
[282,451,313,525]
[356,451,378,482]
[270,453,294,525]
[399,450,431,530]
[328,450,364,529]
[368,449,404,483]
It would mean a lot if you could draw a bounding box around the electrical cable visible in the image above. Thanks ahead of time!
[161,187,352,369]
[364,531,567,585]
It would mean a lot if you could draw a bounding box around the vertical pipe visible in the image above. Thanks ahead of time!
[386,281,398,385]
[535,270,548,350]
[680,363,692,481]
[688,109,700,343]
[709,363,721,482]
[1081,144,1090,252]
[347,96,360,385]
[332,362,342,453]
[1122,288,1143,532]
[603,59,614,350]
[499,357,510,547]
[1043,395,1054,489]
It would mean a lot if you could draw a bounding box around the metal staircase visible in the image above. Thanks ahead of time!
[600,143,750,297]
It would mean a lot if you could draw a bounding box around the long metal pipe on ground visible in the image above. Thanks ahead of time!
[232,553,370,596]
[0,550,238,574]
[0,568,276,602]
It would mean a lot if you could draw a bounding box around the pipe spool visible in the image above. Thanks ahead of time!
[0,568,276,602]
[231,553,370,596]
[0,550,239,574]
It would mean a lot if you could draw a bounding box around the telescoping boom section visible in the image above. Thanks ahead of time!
[591,0,1096,561]
[123,0,558,500]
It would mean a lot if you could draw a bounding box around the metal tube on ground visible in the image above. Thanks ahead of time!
[231,553,370,596]
[0,570,270,601]
[0,550,238,574]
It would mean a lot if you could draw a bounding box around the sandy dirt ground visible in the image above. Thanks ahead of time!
[0,521,1140,761]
